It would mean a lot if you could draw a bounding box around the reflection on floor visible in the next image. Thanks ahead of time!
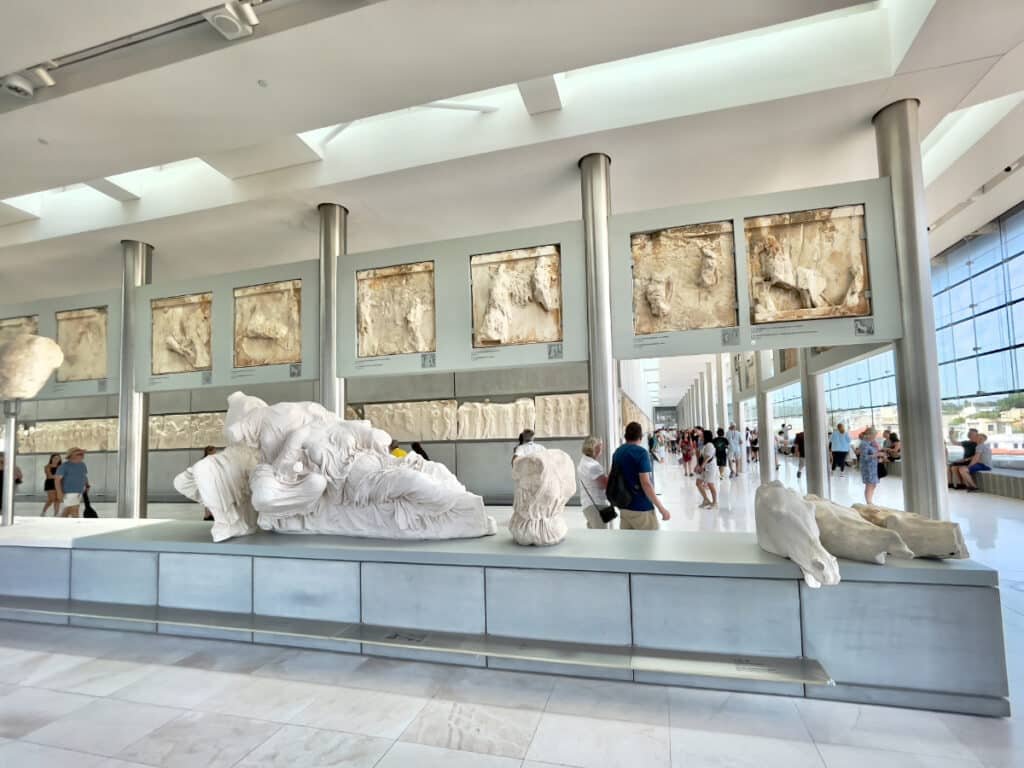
[2,455,1022,766]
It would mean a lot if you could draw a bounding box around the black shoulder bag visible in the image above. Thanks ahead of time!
[580,473,618,523]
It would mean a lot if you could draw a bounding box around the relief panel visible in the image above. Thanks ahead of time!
[534,393,590,438]
[357,261,436,358]
[151,292,213,375]
[16,418,117,454]
[471,244,562,347]
[746,204,870,324]
[458,399,536,440]
[0,315,39,344]
[631,220,737,334]
[363,399,456,442]
[233,279,302,368]
[55,306,108,382]
[620,394,652,434]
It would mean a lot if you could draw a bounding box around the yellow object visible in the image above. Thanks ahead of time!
[390,447,407,458]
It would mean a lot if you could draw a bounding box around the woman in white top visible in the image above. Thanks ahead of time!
[512,429,544,464]
[576,436,610,529]
[695,429,719,509]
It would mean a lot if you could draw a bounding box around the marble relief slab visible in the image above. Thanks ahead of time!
[17,418,117,454]
[535,393,590,438]
[471,244,562,348]
[458,399,536,440]
[357,261,436,358]
[620,394,651,434]
[746,204,870,324]
[0,315,39,344]
[364,399,456,442]
[55,306,108,382]
[631,220,737,335]
[151,292,213,375]
[233,279,302,368]
[149,412,226,450]
[345,405,362,421]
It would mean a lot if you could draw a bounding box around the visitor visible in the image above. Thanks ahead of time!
[750,429,760,462]
[55,448,88,518]
[512,429,543,464]
[679,431,695,476]
[696,429,718,509]
[200,446,218,521]
[726,423,743,478]
[41,453,62,516]
[830,423,851,476]
[609,421,671,529]
[712,428,730,480]
[794,431,805,479]
[389,440,407,458]
[886,432,901,462]
[775,430,785,471]
[577,436,610,529]
[948,428,978,488]
[957,433,992,492]
[0,452,23,512]
[647,432,663,463]
[411,442,430,460]
[858,427,883,504]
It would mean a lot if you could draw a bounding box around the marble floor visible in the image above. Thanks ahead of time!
[1,457,1022,766]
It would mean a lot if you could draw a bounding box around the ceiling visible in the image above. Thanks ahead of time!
[1,0,1023,406]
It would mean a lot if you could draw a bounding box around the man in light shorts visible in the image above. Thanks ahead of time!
[56,447,89,518]
[725,423,743,478]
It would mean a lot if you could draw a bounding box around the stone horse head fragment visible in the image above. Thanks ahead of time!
[854,503,969,559]
[0,334,64,400]
[755,481,840,588]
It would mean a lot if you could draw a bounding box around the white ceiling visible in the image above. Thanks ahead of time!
[0,0,1022,405]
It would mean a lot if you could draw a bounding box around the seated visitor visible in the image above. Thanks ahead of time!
[886,432,901,462]
[956,433,992,492]
[411,442,430,460]
[389,440,407,458]
[948,428,978,488]
[512,429,544,464]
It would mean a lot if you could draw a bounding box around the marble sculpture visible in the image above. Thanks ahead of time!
[0,334,64,400]
[0,315,39,345]
[471,245,562,347]
[509,447,574,546]
[364,399,457,442]
[631,221,738,334]
[357,262,436,358]
[151,292,212,374]
[854,503,969,559]
[174,391,496,542]
[17,417,117,454]
[806,495,914,565]
[534,393,589,438]
[746,205,871,324]
[620,394,652,434]
[233,279,302,368]
[56,306,108,382]
[755,481,840,588]
[457,398,536,440]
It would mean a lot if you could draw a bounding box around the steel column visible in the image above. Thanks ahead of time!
[705,361,716,430]
[318,203,348,417]
[800,348,827,496]
[874,100,947,520]
[715,354,728,431]
[756,351,774,482]
[580,154,618,463]
[1,400,18,526]
[117,240,153,519]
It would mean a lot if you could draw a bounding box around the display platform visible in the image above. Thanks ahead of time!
[0,519,1010,716]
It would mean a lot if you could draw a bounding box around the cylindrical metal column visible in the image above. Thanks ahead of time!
[756,351,774,482]
[715,354,728,431]
[705,362,716,430]
[799,348,827,496]
[580,154,618,465]
[874,100,947,520]
[117,240,153,519]
[731,391,745,474]
[1,400,18,526]
[697,374,707,427]
[318,203,348,417]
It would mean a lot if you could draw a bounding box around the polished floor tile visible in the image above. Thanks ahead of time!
[117,711,276,768]
[109,665,242,709]
[23,697,182,757]
[0,685,94,738]
[433,666,555,710]
[545,677,670,726]
[288,684,428,739]
[816,743,984,768]
[251,648,367,686]
[234,724,391,768]
[0,650,92,686]
[526,712,671,768]
[196,676,323,723]
[670,728,826,767]
[0,740,107,768]
[376,741,523,768]
[400,699,541,759]
[32,657,156,696]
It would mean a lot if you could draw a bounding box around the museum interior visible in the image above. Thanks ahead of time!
[0,1,1023,766]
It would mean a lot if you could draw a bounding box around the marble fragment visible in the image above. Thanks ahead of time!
[746,205,871,324]
[631,220,738,334]
[233,279,302,368]
[357,261,436,358]
[0,315,38,345]
[0,334,64,399]
[509,447,574,546]
[755,481,840,588]
[56,305,108,382]
[364,400,456,442]
[457,399,536,440]
[620,394,652,434]
[854,503,969,559]
[806,494,914,565]
[535,393,589,438]
[151,292,212,374]
[471,245,562,347]
[15,417,118,454]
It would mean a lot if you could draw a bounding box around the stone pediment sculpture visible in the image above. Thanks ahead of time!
[471,245,563,347]
[509,447,574,546]
[0,334,64,399]
[806,495,914,565]
[853,503,969,559]
[174,391,496,543]
[755,481,840,588]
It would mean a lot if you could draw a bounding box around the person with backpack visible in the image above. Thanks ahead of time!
[607,421,671,530]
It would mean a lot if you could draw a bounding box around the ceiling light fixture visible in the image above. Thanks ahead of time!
[204,1,260,40]
[1,74,34,99]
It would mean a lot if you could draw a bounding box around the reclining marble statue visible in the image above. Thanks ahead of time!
[755,481,840,588]
[175,391,497,542]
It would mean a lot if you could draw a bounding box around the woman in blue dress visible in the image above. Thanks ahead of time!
[858,427,882,504]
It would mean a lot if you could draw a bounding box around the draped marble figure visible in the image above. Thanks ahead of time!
[174,392,497,542]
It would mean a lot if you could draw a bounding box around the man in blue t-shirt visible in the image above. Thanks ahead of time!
[55,447,89,518]
[610,422,671,531]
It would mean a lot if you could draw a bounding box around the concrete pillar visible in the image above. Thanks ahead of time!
[705,361,716,430]
[697,373,707,428]
[800,348,828,496]
[715,354,728,431]
[1,400,18,525]
[756,351,774,482]
[874,100,947,520]
[117,240,153,519]
[580,154,618,466]
[318,203,347,417]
